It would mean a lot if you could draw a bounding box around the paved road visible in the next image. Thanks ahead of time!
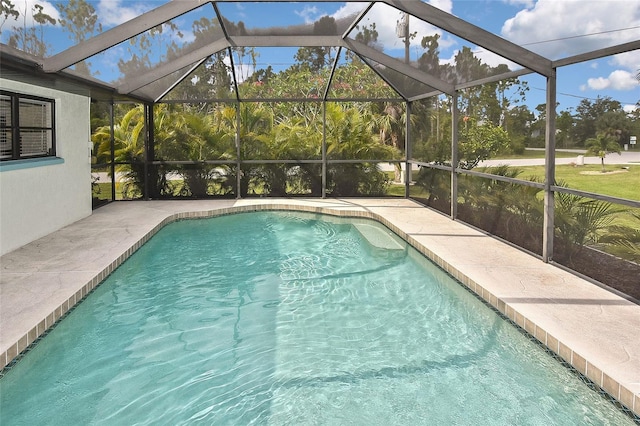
[94,150,640,183]
[480,149,640,167]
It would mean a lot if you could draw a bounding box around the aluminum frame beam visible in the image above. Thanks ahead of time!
[152,59,207,102]
[43,0,209,72]
[324,47,342,101]
[383,0,553,78]
[343,38,455,96]
[408,90,444,103]
[229,35,345,47]
[22,0,630,105]
[553,39,640,68]
[349,49,409,101]
[117,38,230,94]
[454,68,534,91]
[342,2,375,39]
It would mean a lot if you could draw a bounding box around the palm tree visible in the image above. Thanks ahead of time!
[93,105,146,198]
[165,109,235,197]
[554,183,618,260]
[268,116,322,195]
[585,132,621,172]
[229,104,274,196]
[371,102,405,182]
[325,103,399,196]
[599,212,640,262]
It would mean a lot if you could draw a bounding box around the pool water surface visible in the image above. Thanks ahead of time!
[0,211,633,424]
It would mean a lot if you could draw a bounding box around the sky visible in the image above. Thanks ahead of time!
[1,0,638,113]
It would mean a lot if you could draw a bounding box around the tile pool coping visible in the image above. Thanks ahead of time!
[1,198,639,419]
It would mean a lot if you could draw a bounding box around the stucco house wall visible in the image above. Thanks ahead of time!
[0,78,92,255]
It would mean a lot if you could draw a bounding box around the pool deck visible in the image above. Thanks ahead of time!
[1,198,639,417]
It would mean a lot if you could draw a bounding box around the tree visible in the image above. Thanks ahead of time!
[293,16,337,73]
[369,101,406,181]
[232,103,273,196]
[554,188,618,260]
[328,58,397,99]
[165,51,233,103]
[117,21,184,81]
[458,117,510,169]
[7,3,55,56]
[528,102,556,148]
[93,106,146,198]
[585,133,621,172]
[164,18,233,102]
[0,0,19,34]
[56,0,102,76]
[487,66,529,132]
[596,110,629,146]
[325,103,399,196]
[353,21,381,50]
[417,34,440,74]
[573,97,622,146]
[262,114,323,195]
[505,105,535,152]
[599,212,640,262]
[454,47,489,118]
[161,107,235,197]
[556,110,575,148]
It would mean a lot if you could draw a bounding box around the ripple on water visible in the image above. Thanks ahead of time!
[0,212,634,425]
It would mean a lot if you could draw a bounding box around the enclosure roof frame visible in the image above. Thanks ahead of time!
[0,0,633,103]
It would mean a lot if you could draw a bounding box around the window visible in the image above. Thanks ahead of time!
[0,91,55,161]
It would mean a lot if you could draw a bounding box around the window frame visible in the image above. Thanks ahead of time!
[0,90,56,162]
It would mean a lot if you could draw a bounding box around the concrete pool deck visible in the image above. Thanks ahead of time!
[1,198,639,418]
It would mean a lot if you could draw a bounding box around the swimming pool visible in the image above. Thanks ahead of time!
[0,211,633,424]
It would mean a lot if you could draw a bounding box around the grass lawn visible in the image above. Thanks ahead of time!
[517,164,640,201]
[387,163,638,201]
[388,164,639,229]
[519,164,640,229]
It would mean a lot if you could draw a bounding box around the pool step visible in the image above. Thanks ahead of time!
[353,223,405,251]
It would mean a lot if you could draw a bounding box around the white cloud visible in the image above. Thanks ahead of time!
[95,1,194,51]
[234,3,247,19]
[503,0,535,6]
[97,0,152,27]
[428,0,454,13]
[581,78,607,91]
[3,0,59,29]
[501,0,640,60]
[331,1,365,20]
[333,1,456,56]
[295,6,320,24]
[503,0,640,99]
[439,47,518,72]
[225,56,254,84]
[611,50,640,71]
[474,48,519,70]
[623,103,638,114]
[583,70,639,91]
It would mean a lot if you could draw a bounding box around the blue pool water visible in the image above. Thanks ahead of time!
[0,211,632,425]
